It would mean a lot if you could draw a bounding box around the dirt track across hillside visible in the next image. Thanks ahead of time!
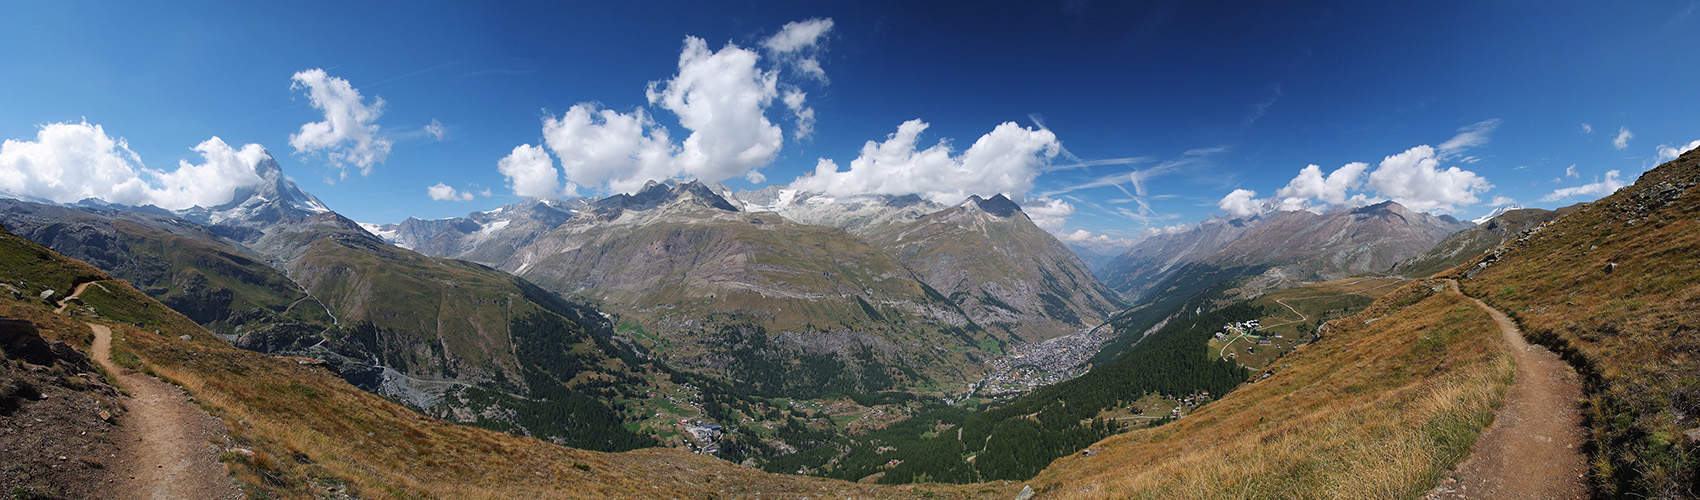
[1426,280,1588,499]
[87,322,242,500]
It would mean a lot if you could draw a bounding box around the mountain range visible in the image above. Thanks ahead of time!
[23,138,1675,498]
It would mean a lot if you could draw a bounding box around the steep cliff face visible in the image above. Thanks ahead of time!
[866,194,1123,342]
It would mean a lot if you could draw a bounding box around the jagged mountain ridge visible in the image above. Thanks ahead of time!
[1209,201,1470,280]
[375,198,585,266]
[730,186,947,237]
[173,152,330,241]
[1102,201,1471,302]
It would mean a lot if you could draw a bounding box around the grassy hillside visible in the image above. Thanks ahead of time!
[512,205,995,398]
[1459,148,1700,497]
[759,284,1251,484]
[0,201,336,341]
[0,223,1014,499]
[1209,277,1406,370]
[1028,279,1511,498]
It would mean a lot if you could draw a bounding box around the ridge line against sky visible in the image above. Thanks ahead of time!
[1,1,1698,254]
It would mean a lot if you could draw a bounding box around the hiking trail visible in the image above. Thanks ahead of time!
[1426,279,1589,499]
[85,320,241,499]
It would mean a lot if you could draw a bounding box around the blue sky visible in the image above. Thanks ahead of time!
[2,1,1698,253]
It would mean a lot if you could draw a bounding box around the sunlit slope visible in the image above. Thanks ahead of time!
[1029,280,1511,499]
[867,195,1123,343]
[507,182,995,397]
[0,223,1013,499]
[1391,207,1569,278]
[1458,147,1700,497]
[0,199,335,339]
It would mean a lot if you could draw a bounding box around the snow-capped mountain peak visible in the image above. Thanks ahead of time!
[1472,204,1523,225]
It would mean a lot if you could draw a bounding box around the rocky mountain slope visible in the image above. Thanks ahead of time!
[866,194,1122,342]
[1102,202,1469,302]
[500,181,992,397]
[0,314,125,499]
[1390,206,1571,278]
[1099,214,1266,301]
[1207,201,1470,292]
[367,198,586,266]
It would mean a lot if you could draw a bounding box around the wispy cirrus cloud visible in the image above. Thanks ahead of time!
[1436,118,1500,160]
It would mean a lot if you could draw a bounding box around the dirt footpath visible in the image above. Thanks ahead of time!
[1426,281,1589,499]
[88,322,242,500]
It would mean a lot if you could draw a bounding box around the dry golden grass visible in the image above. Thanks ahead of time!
[1028,281,1512,499]
[1456,149,1700,496]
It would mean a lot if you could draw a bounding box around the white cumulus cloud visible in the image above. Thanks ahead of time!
[1217,188,1264,219]
[1543,170,1626,201]
[647,37,783,184]
[151,137,272,210]
[540,104,674,195]
[0,121,273,210]
[1022,197,1074,232]
[1365,145,1492,213]
[499,144,577,198]
[1057,229,1137,254]
[764,18,834,53]
[427,182,475,202]
[289,68,392,178]
[1614,127,1634,150]
[1274,162,1369,206]
[763,18,833,82]
[508,21,835,197]
[1656,139,1700,163]
[791,119,1060,204]
[782,89,815,140]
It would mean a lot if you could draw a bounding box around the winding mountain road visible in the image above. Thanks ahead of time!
[1427,280,1589,499]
